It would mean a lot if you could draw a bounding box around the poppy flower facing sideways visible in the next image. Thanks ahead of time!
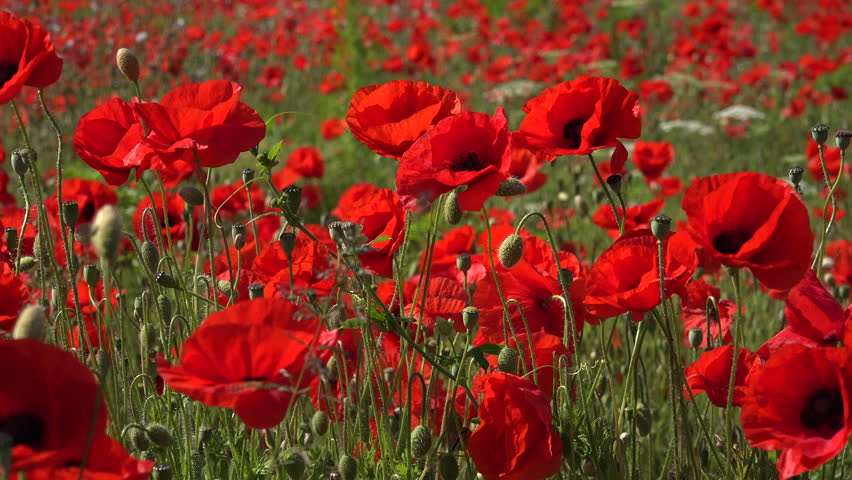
[346,79,462,159]
[396,108,511,213]
[0,12,63,104]
[134,80,267,168]
[466,372,562,480]
[682,172,814,290]
[741,345,852,480]
[585,229,693,322]
[519,76,641,170]
[684,344,761,407]
[157,298,321,429]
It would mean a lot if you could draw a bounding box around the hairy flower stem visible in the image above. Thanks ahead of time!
[813,144,844,276]
[725,268,742,478]
[480,205,512,343]
[587,152,624,234]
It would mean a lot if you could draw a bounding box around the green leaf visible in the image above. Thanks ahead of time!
[268,139,283,161]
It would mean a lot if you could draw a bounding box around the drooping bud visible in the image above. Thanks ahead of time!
[61,201,79,228]
[281,185,302,214]
[216,279,232,297]
[4,227,17,254]
[157,294,173,320]
[812,123,830,145]
[497,347,519,374]
[606,174,623,194]
[128,427,152,451]
[17,257,36,272]
[410,425,432,458]
[688,327,704,349]
[650,214,671,240]
[141,241,160,273]
[438,453,458,480]
[12,305,47,341]
[311,410,329,436]
[498,233,524,268]
[145,423,175,448]
[282,450,308,480]
[83,264,100,287]
[242,168,255,184]
[456,253,471,273]
[495,177,527,197]
[634,402,652,436]
[248,283,264,299]
[92,205,122,262]
[178,185,205,208]
[444,191,462,225]
[462,306,479,331]
[11,147,33,176]
[116,48,140,82]
[836,129,852,152]
[338,454,358,480]
[156,272,179,289]
[151,463,173,480]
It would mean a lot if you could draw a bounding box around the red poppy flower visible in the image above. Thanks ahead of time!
[684,344,760,407]
[486,330,570,398]
[1,339,108,471]
[320,117,346,139]
[681,299,735,349]
[741,345,852,480]
[396,108,511,213]
[134,80,266,168]
[285,146,325,179]
[827,240,852,286]
[332,186,405,277]
[0,12,62,104]
[45,179,118,230]
[591,198,664,238]
[158,298,321,429]
[518,76,641,165]
[505,131,551,195]
[346,80,461,159]
[134,191,198,247]
[405,276,468,331]
[15,434,154,480]
[632,141,674,180]
[418,224,477,278]
[682,172,814,290]
[0,262,28,331]
[466,372,562,480]
[806,138,845,183]
[585,229,693,321]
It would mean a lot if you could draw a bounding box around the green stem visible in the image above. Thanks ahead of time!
[588,152,623,233]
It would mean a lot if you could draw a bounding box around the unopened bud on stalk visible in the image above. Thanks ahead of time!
[157,294,172,320]
[12,305,47,341]
[495,177,527,197]
[606,174,622,193]
[242,168,255,184]
[444,191,462,225]
[178,185,205,207]
[116,48,140,82]
[788,166,804,189]
[248,283,264,299]
[92,205,122,262]
[156,272,179,289]
[151,463,173,480]
[146,423,175,448]
[650,214,671,240]
[216,280,232,297]
[18,257,36,271]
[438,453,458,480]
[498,233,524,268]
[141,241,160,273]
[233,233,245,250]
[325,355,339,383]
[497,347,519,374]
[837,129,852,152]
[4,227,17,254]
[311,410,329,436]
[281,185,302,214]
[279,231,296,257]
[462,306,479,331]
[688,327,704,349]
[338,454,358,480]
[559,268,574,287]
[61,201,79,228]
[812,123,830,145]
[283,450,307,480]
[410,425,432,458]
[11,148,33,176]
[83,264,100,287]
[456,253,471,273]
[128,427,152,451]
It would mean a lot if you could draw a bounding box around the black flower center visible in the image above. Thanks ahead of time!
[712,230,751,255]
[0,415,44,447]
[562,118,585,149]
[800,389,843,432]
[0,62,18,88]
[445,152,481,172]
[80,202,96,224]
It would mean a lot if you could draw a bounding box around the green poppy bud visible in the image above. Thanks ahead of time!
[498,233,524,268]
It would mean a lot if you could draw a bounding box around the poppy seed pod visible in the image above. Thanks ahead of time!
[141,240,160,273]
[92,205,122,262]
[498,233,524,268]
[650,214,671,240]
[495,177,527,197]
[812,123,830,145]
[4,227,16,254]
[12,305,47,341]
[83,263,100,287]
[456,253,472,273]
[338,454,358,480]
[788,166,804,188]
[311,410,329,436]
[116,48,140,82]
[279,231,296,257]
[242,168,255,184]
[837,129,852,152]
[231,223,246,241]
[688,327,704,349]
[281,185,302,214]
[248,282,264,299]
[438,454,458,480]
[410,425,432,458]
[178,185,205,208]
[61,200,79,228]
[497,347,519,374]
[462,306,479,331]
[444,191,462,225]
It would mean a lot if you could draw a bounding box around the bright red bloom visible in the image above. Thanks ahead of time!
[332,186,406,277]
[396,108,511,212]
[487,330,570,398]
[405,276,468,331]
[591,198,664,238]
[320,117,346,139]
[158,298,321,429]
[418,224,477,278]
[681,299,736,349]
[682,172,814,290]
[684,344,760,407]
[0,262,28,331]
[519,76,641,165]
[135,80,266,168]
[505,131,551,195]
[346,80,461,159]
[286,146,325,179]
[741,345,852,480]
[0,12,62,104]
[632,141,674,180]
[45,179,117,230]
[585,230,693,321]
[466,372,562,480]
[827,240,852,286]
[14,435,154,479]
[134,191,198,246]
[1,339,108,472]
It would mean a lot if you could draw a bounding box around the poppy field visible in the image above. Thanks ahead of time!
[0,0,851,479]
